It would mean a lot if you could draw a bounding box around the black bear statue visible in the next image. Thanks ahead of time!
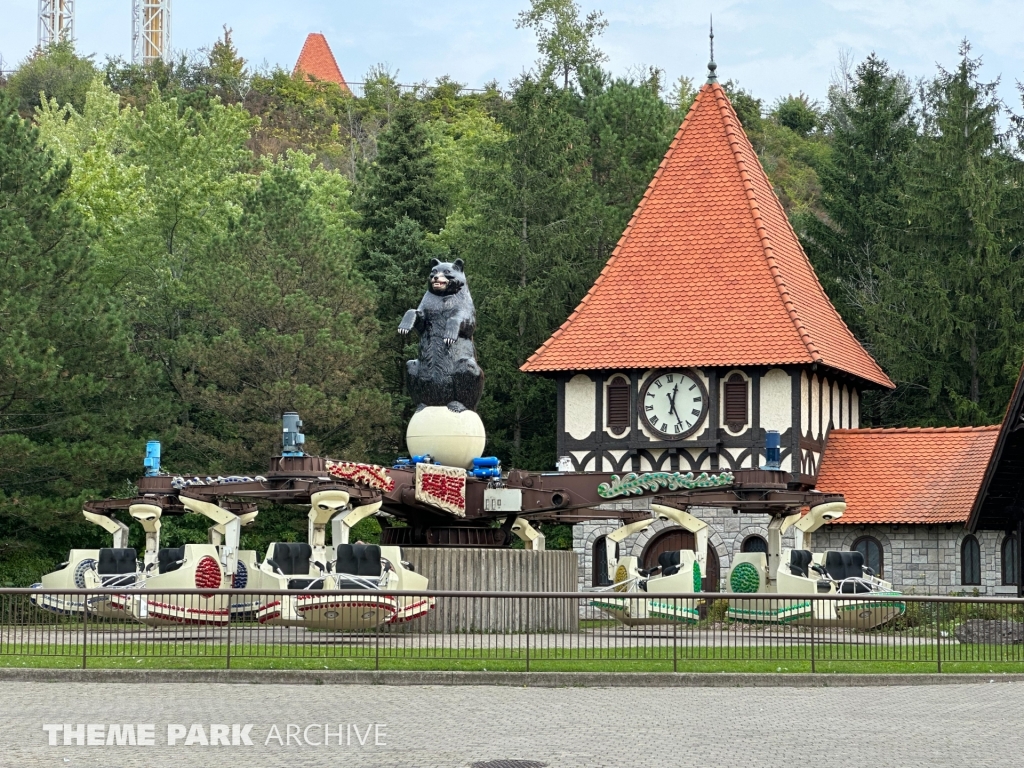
[399,258,484,413]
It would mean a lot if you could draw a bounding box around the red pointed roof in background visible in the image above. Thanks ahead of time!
[293,33,351,93]
[521,81,893,388]
[816,427,1000,524]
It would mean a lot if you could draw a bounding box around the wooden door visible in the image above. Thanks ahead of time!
[642,527,720,590]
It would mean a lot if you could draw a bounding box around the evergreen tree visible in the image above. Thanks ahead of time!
[464,76,603,467]
[6,40,98,114]
[0,93,158,582]
[577,65,677,260]
[800,54,916,341]
[357,104,449,248]
[868,43,1024,425]
[175,155,396,468]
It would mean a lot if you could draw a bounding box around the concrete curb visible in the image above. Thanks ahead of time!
[3,668,1024,687]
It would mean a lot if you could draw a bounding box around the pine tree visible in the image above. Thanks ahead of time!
[0,93,157,580]
[800,54,916,341]
[870,43,1024,424]
[463,76,603,467]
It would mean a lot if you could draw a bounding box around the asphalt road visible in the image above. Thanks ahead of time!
[2,680,1020,767]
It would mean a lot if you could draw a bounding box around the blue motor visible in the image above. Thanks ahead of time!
[282,412,306,457]
[470,456,502,479]
[144,441,161,476]
[761,430,781,470]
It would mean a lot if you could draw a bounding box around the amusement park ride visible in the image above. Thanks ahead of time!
[31,258,905,630]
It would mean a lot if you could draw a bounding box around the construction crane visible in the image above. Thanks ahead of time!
[38,0,74,48]
[132,1,171,65]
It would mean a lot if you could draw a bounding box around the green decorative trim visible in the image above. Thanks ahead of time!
[729,562,761,593]
[727,600,813,624]
[693,561,702,592]
[597,471,734,499]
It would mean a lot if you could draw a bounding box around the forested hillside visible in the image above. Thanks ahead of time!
[2,2,1023,580]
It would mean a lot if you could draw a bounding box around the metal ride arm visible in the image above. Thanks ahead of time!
[781,501,846,550]
[604,517,657,583]
[651,504,710,574]
[308,490,351,567]
[128,504,162,569]
[510,518,545,551]
[82,510,130,550]
[330,500,383,547]
[179,495,244,576]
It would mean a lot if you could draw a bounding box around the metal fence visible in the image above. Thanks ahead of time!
[3,589,1024,673]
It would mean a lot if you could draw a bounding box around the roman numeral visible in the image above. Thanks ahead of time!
[674,424,681,433]
[646,391,654,398]
[655,380,662,388]
[645,405,653,412]
[667,374,674,382]
[651,416,659,426]
[688,384,696,391]
[692,409,701,416]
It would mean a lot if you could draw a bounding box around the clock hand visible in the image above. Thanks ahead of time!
[667,385,679,416]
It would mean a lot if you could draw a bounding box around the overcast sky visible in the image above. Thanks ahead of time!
[2,1,1023,109]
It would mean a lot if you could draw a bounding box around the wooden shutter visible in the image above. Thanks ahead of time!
[724,374,748,429]
[607,378,630,434]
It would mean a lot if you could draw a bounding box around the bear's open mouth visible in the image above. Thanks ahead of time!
[431,276,449,290]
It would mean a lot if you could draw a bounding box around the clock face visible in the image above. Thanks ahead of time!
[638,370,708,439]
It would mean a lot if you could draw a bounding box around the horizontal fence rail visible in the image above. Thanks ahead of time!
[3,589,1024,674]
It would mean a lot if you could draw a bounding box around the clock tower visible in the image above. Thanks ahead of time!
[522,72,893,487]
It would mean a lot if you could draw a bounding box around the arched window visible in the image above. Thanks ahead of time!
[961,535,981,586]
[852,536,883,577]
[1002,534,1019,586]
[741,535,768,554]
[592,535,618,587]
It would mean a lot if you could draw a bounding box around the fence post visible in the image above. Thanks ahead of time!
[375,609,380,672]
[673,600,678,673]
[525,597,530,673]
[935,601,942,673]
[81,596,88,670]
[225,597,232,670]
[809,602,816,674]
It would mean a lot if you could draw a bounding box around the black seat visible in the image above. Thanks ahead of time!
[658,550,682,577]
[266,543,319,589]
[98,548,137,575]
[333,543,381,589]
[157,546,186,574]
[824,551,870,592]
[98,548,137,585]
[789,550,813,577]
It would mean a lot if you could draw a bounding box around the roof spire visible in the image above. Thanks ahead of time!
[707,15,718,83]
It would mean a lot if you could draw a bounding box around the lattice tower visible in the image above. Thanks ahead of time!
[38,0,75,48]
[132,1,172,65]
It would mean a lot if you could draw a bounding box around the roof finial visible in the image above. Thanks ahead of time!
[707,15,718,83]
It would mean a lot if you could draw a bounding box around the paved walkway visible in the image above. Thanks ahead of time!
[2,681,1020,767]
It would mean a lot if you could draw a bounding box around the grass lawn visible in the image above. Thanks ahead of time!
[4,642,1024,674]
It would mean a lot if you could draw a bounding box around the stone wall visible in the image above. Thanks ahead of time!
[812,524,1011,595]
[573,506,1014,596]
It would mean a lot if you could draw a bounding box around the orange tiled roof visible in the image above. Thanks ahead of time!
[293,33,350,92]
[816,427,1000,524]
[521,82,893,388]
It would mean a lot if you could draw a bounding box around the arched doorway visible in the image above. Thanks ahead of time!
[642,527,721,591]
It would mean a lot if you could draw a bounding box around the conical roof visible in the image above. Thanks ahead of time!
[521,81,893,389]
[293,33,351,93]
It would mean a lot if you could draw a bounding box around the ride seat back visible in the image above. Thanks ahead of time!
[357,545,382,577]
[335,544,359,575]
[270,542,313,576]
[98,548,137,575]
[789,550,813,577]
[157,546,186,574]
[658,550,682,577]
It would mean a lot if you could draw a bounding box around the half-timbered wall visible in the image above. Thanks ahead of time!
[559,366,862,484]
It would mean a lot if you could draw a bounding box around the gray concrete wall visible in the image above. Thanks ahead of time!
[402,548,578,632]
